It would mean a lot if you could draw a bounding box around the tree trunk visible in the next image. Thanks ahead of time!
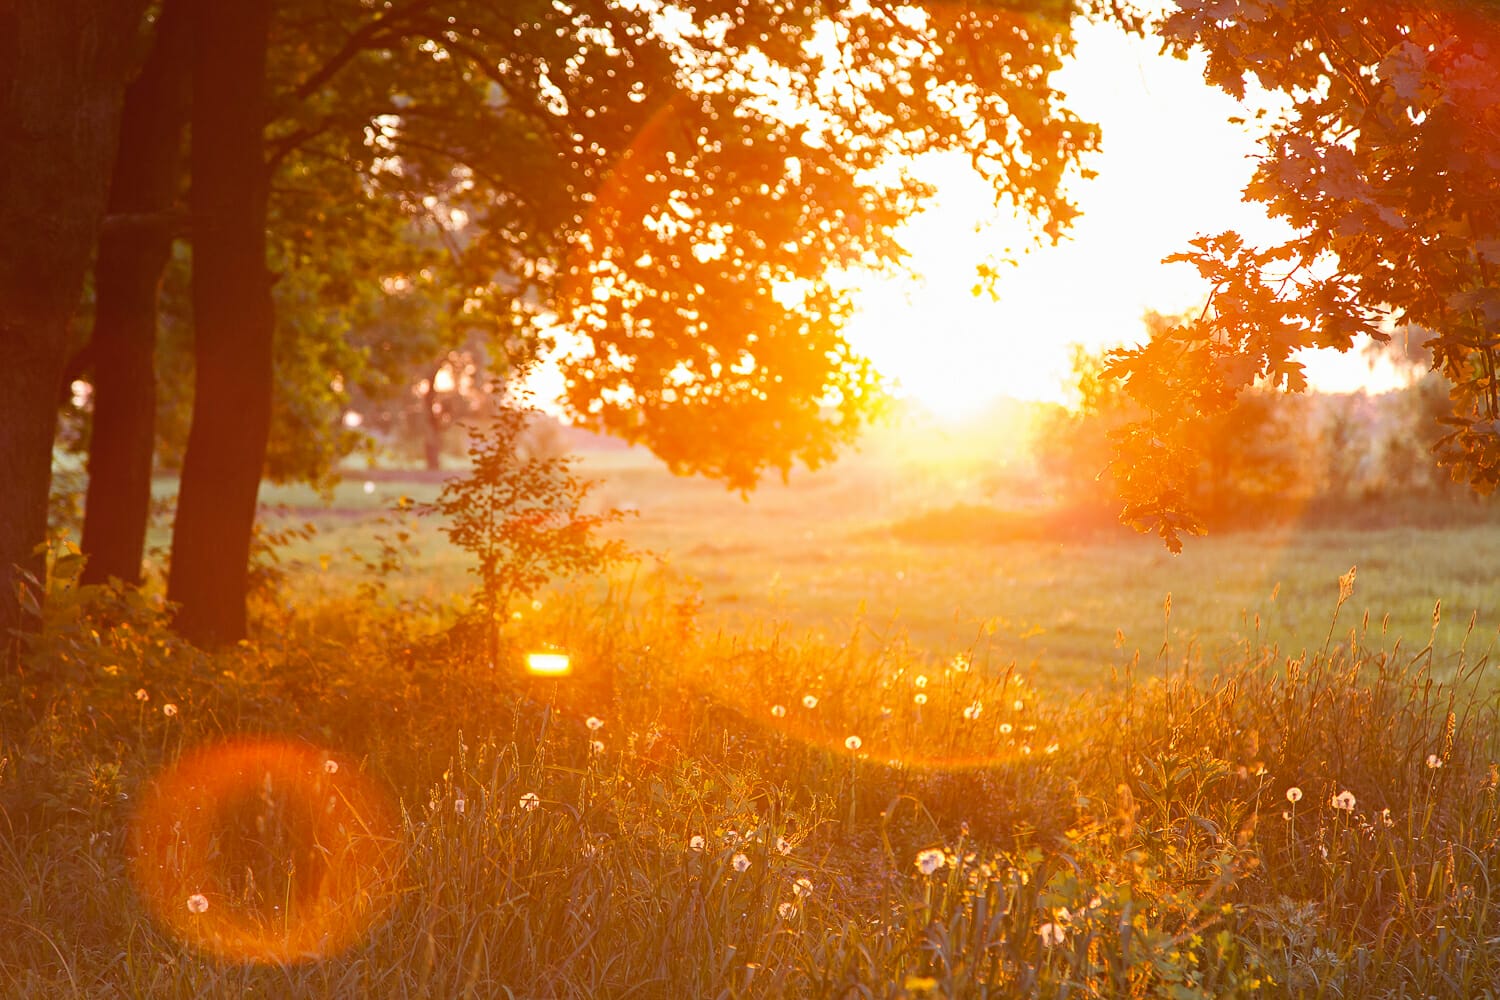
[167,0,273,647]
[81,0,191,587]
[0,0,150,648]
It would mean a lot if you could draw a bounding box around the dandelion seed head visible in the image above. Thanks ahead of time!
[845,735,862,751]
[186,893,209,915]
[690,835,706,851]
[999,723,1013,734]
[1332,789,1356,812]
[776,836,792,855]
[802,695,818,709]
[1427,754,1443,769]
[915,848,944,876]
[771,704,786,718]
[135,688,149,702]
[323,759,338,775]
[732,852,750,873]
[1286,786,1302,804]
[793,877,813,897]
[951,655,970,672]
[1038,922,1066,948]
[914,693,927,706]
[962,702,982,720]
[778,901,796,918]
[454,797,466,815]
[162,703,178,718]
[914,675,928,689]
[519,792,540,812]
[586,716,604,731]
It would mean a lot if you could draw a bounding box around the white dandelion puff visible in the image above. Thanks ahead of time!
[690,835,706,851]
[162,703,178,718]
[1038,922,1066,948]
[1286,786,1302,804]
[914,693,927,706]
[1332,790,1356,812]
[519,792,540,812]
[915,848,944,876]
[186,894,209,914]
[586,716,604,731]
[845,735,862,751]
[802,695,818,709]
[771,704,786,718]
[323,759,338,775]
[732,853,750,873]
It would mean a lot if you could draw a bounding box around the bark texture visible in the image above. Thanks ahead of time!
[166,0,274,646]
[81,0,191,587]
[0,0,150,647]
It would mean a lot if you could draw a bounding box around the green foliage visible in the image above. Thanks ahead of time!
[426,403,627,650]
[1107,3,1500,547]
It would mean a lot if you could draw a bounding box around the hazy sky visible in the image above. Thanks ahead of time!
[845,18,1409,416]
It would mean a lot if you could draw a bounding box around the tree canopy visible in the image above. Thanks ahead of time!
[1104,0,1500,550]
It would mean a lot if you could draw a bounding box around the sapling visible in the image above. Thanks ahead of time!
[426,400,627,667]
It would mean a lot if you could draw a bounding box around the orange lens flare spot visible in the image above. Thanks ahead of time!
[128,739,397,964]
[526,651,572,676]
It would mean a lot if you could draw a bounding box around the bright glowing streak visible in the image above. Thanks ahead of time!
[526,652,572,677]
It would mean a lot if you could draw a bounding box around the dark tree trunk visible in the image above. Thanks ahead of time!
[424,377,443,471]
[167,0,273,646]
[81,0,191,587]
[0,0,150,649]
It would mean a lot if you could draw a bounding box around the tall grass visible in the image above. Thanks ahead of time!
[2,551,1498,996]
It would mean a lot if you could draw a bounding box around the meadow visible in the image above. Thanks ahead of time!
[6,436,1500,997]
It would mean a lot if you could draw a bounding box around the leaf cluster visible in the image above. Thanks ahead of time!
[424,402,627,625]
[1106,2,1500,547]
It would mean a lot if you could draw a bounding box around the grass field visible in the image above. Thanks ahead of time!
[9,439,1500,997]
[235,445,1500,692]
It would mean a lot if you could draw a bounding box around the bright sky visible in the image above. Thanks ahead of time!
[845,18,1410,418]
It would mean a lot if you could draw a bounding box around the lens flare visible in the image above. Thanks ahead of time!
[526,651,572,676]
[128,739,397,964]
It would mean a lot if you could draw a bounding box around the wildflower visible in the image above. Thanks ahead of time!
[915,848,944,876]
[1285,786,1302,804]
[454,797,466,815]
[1427,754,1443,770]
[771,704,786,718]
[519,792,540,812]
[778,902,797,918]
[999,723,1013,734]
[162,703,178,718]
[962,702,982,720]
[323,759,339,775]
[1332,790,1356,812]
[732,853,750,873]
[690,835,706,851]
[586,716,604,731]
[135,688,149,702]
[793,877,813,897]
[845,735,862,751]
[186,894,210,915]
[914,693,927,706]
[802,695,818,709]
[776,836,792,855]
[914,675,928,689]
[1038,922,1067,948]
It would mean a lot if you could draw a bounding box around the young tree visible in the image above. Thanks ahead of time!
[0,0,151,640]
[1103,1,1500,549]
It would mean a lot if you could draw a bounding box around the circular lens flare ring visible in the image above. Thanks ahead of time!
[129,738,397,964]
